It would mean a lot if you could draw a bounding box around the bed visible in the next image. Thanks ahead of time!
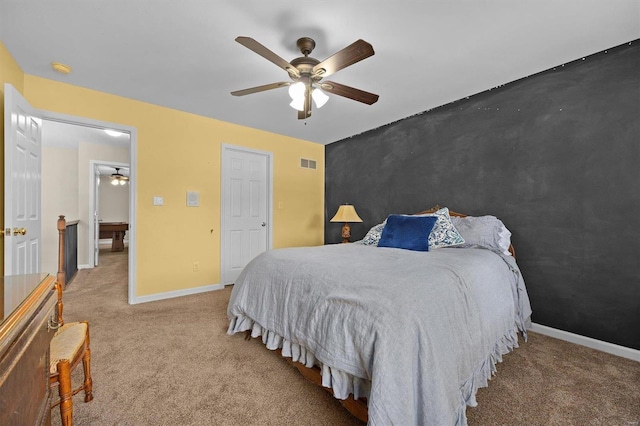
[227,206,532,425]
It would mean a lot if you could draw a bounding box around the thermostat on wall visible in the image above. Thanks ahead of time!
[187,191,200,207]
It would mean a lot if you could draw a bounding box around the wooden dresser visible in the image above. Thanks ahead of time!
[0,274,57,426]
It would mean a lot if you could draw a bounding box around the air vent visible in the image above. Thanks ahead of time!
[300,158,317,170]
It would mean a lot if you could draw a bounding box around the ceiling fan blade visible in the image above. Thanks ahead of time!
[312,39,374,78]
[320,81,379,105]
[231,82,290,97]
[235,36,300,78]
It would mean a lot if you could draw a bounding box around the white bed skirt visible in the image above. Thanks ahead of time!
[228,315,371,401]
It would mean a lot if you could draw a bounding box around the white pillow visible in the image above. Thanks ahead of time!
[449,215,512,256]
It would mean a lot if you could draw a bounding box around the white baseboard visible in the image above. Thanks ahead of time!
[130,283,224,305]
[530,322,640,362]
[78,263,92,270]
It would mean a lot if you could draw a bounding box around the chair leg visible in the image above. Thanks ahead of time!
[57,360,73,426]
[82,322,94,402]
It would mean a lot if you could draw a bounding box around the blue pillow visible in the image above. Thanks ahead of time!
[377,214,438,251]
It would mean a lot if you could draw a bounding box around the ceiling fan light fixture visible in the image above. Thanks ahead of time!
[111,176,128,185]
[110,167,129,185]
[288,81,307,111]
[289,97,305,111]
[288,81,305,100]
[312,87,329,108]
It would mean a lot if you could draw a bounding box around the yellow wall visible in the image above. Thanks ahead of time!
[0,42,26,268]
[1,42,325,297]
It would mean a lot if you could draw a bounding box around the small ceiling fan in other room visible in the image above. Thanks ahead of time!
[110,167,129,185]
[231,36,379,119]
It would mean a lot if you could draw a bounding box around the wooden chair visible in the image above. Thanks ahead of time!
[49,281,93,425]
[49,218,94,426]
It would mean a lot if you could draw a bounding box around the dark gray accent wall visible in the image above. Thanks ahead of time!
[325,41,640,350]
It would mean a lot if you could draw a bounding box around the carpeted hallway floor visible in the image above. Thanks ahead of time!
[52,249,640,425]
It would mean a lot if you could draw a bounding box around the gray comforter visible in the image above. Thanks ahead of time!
[227,243,532,425]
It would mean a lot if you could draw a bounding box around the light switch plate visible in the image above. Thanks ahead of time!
[153,196,164,206]
[187,191,199,207]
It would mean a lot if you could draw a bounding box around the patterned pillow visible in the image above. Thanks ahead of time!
[418,207,465,249]
[361,220,386,246]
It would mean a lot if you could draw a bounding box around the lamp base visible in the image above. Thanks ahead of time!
[341,222,351,243]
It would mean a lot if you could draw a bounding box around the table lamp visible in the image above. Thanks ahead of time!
[330,204,363,243]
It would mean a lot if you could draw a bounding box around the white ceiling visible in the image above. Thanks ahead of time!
[1,1,638,145]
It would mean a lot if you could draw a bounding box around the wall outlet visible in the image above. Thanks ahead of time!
[192,262,199,272]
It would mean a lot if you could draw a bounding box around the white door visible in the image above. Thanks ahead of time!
[221,145,272,284]
[4,84,42,276]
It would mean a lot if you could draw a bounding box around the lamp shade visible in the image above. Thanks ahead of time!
[330,204,363,223]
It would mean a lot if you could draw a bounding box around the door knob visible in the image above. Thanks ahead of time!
[13,227,27,236]
[261,222,266,227]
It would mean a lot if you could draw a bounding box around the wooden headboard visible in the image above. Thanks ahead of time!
[415,205,516,258]
[415,204,469,217]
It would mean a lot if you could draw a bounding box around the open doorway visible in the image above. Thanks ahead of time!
[91,161,130,267]
[40,114,137,303]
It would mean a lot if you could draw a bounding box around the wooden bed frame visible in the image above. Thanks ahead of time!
[248,205,515,423]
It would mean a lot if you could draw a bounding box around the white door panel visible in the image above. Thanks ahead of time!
[4,83,42,276]
[221,145,272,284]
[248,229,263,260]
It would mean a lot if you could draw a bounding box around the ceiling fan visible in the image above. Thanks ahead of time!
[231,36,379,119]
[110,167,129,185]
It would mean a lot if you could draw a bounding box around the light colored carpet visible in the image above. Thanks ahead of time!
[52,249,640,425]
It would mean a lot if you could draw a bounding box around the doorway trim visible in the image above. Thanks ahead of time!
[220,144,273,285]
[41,110,138,305]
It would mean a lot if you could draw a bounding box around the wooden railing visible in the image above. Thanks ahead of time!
[57,216,79,290]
